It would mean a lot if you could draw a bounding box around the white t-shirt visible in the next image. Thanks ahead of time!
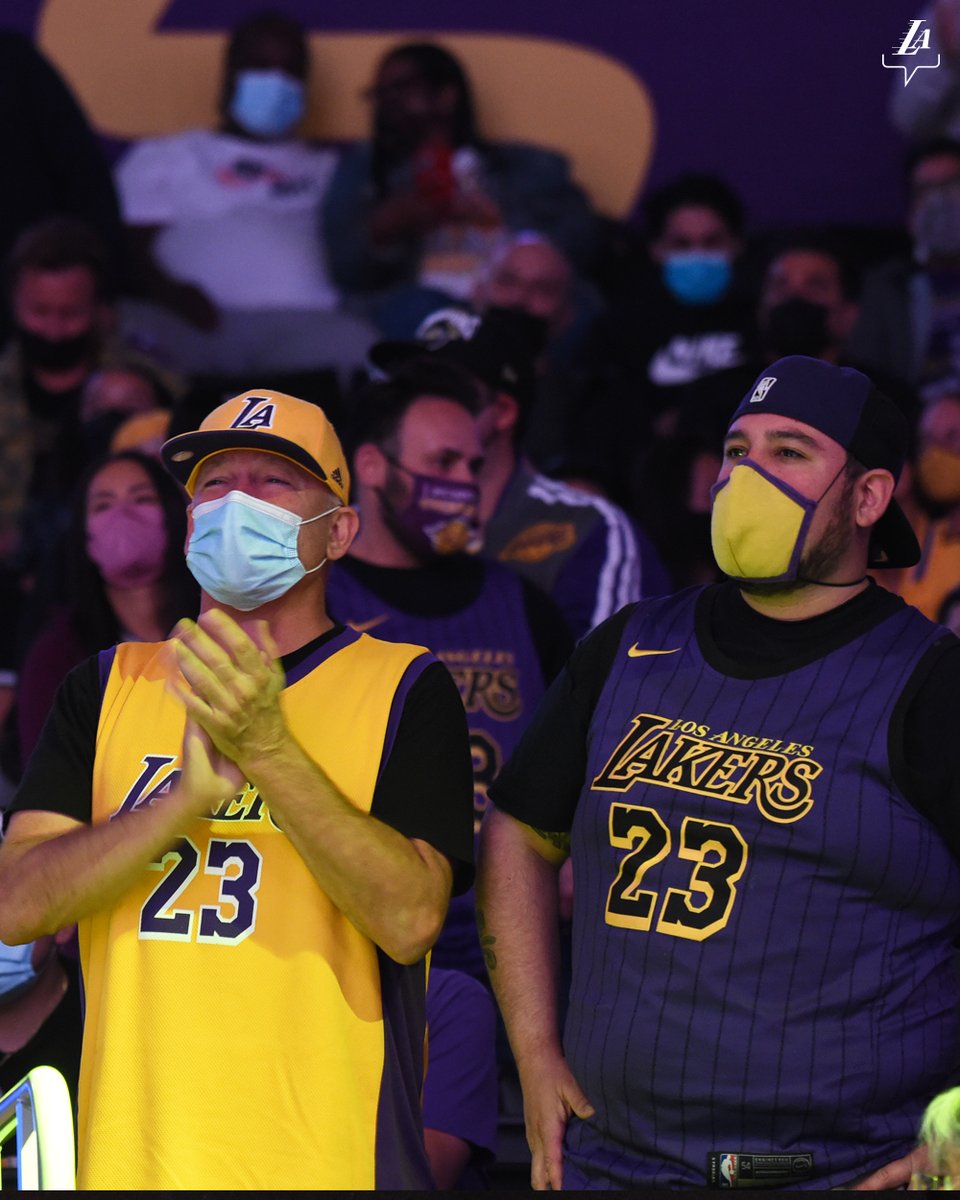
[116,129,340,311]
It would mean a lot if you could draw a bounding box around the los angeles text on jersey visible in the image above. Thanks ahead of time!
[593,713,822,824]
[440,648,521,721]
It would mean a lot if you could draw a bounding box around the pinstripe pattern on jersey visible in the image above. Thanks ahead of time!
[563,589,960,1189]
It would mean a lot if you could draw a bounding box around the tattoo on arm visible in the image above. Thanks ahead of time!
[532,827,571,853]
[476,905,497,974]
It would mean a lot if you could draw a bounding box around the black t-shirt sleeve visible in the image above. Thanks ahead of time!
[519,576,576,685]
[12,652,477,892]
[488,604,634,831]
[7,655,101,824]
[890,634,960,859]
[371,659,475,893]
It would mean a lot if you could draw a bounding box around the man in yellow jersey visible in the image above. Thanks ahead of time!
[0,389,474,1189]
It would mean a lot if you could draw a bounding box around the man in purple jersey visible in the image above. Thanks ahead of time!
[327,358,570,983]
[370,306,662,638]
[327,357,570,1182]
[478,355,960,1189]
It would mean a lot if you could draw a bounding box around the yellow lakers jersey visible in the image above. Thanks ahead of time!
[77,629,434,1190]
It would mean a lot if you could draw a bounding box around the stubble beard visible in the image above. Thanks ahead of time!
[739,477,857,598]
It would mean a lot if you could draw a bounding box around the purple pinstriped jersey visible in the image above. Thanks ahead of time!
[326,558,546,978]
[563,589,960,1189]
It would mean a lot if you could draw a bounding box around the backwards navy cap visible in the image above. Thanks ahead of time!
[369,305,545,405]
[729,356,921,568]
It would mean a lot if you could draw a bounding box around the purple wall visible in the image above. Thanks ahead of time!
[3,0,926,231]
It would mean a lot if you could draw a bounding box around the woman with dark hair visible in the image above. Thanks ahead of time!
[323,40,598,312]
[15,450,198,766]
[0,451,194,1126]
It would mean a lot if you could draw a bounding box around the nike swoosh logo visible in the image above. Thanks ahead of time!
[350,614,390,634]
[647,335,745,386]
[647,347,702,386]
[627,645,680,657]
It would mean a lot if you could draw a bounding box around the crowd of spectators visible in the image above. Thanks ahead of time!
[0,7,958,1190]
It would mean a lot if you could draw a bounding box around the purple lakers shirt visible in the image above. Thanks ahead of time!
[562,589,960,1189]
[327,557,546,978]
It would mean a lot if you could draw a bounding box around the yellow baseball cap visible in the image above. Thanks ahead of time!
[161,390,350,504]
[110,408,172,454]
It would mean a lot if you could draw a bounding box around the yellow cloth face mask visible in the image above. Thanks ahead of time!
[710,461,816,582]
[917,443,960,506]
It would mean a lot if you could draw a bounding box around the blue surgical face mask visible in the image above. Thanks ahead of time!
[662,251,732,305]
[229,69,306,139]
[0,940,42,1002]
[187,490,338,611]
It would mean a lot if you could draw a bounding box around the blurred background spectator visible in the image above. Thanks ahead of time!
[566,173,757,501]
[108,407,172,460]
[881,380,960,621]
[369,305,667,638]
[472,232,605,470]
[0,217,181,588]
[628,370,746,591]
[114,10,376,379]
[330,359,571,975]
[0,31,122,345]
[756,234,862,365]
[323,40,599,326]
[848,137,960,388]
[11,450,197,778]
[79,363,173,461]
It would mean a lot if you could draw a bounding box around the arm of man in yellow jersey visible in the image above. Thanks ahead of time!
[0,609,453,965]
[0,716,241,943]
[169,609,453,966]
[477,807,595,1191]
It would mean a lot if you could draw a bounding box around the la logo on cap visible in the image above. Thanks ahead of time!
[749,376,777,404]
[230,396,276,430]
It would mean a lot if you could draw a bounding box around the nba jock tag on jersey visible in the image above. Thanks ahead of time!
[708,1151,814,1187]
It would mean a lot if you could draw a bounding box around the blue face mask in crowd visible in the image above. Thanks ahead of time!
[187,490,338,611]
[662,251,732,305]
[0,939,42,1003]
[229,69,306,139]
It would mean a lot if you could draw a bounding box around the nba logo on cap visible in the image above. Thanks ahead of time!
[749,377,777,404]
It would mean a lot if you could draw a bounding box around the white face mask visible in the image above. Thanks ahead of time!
[0,939,43,1001]
[186,490,338,610]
